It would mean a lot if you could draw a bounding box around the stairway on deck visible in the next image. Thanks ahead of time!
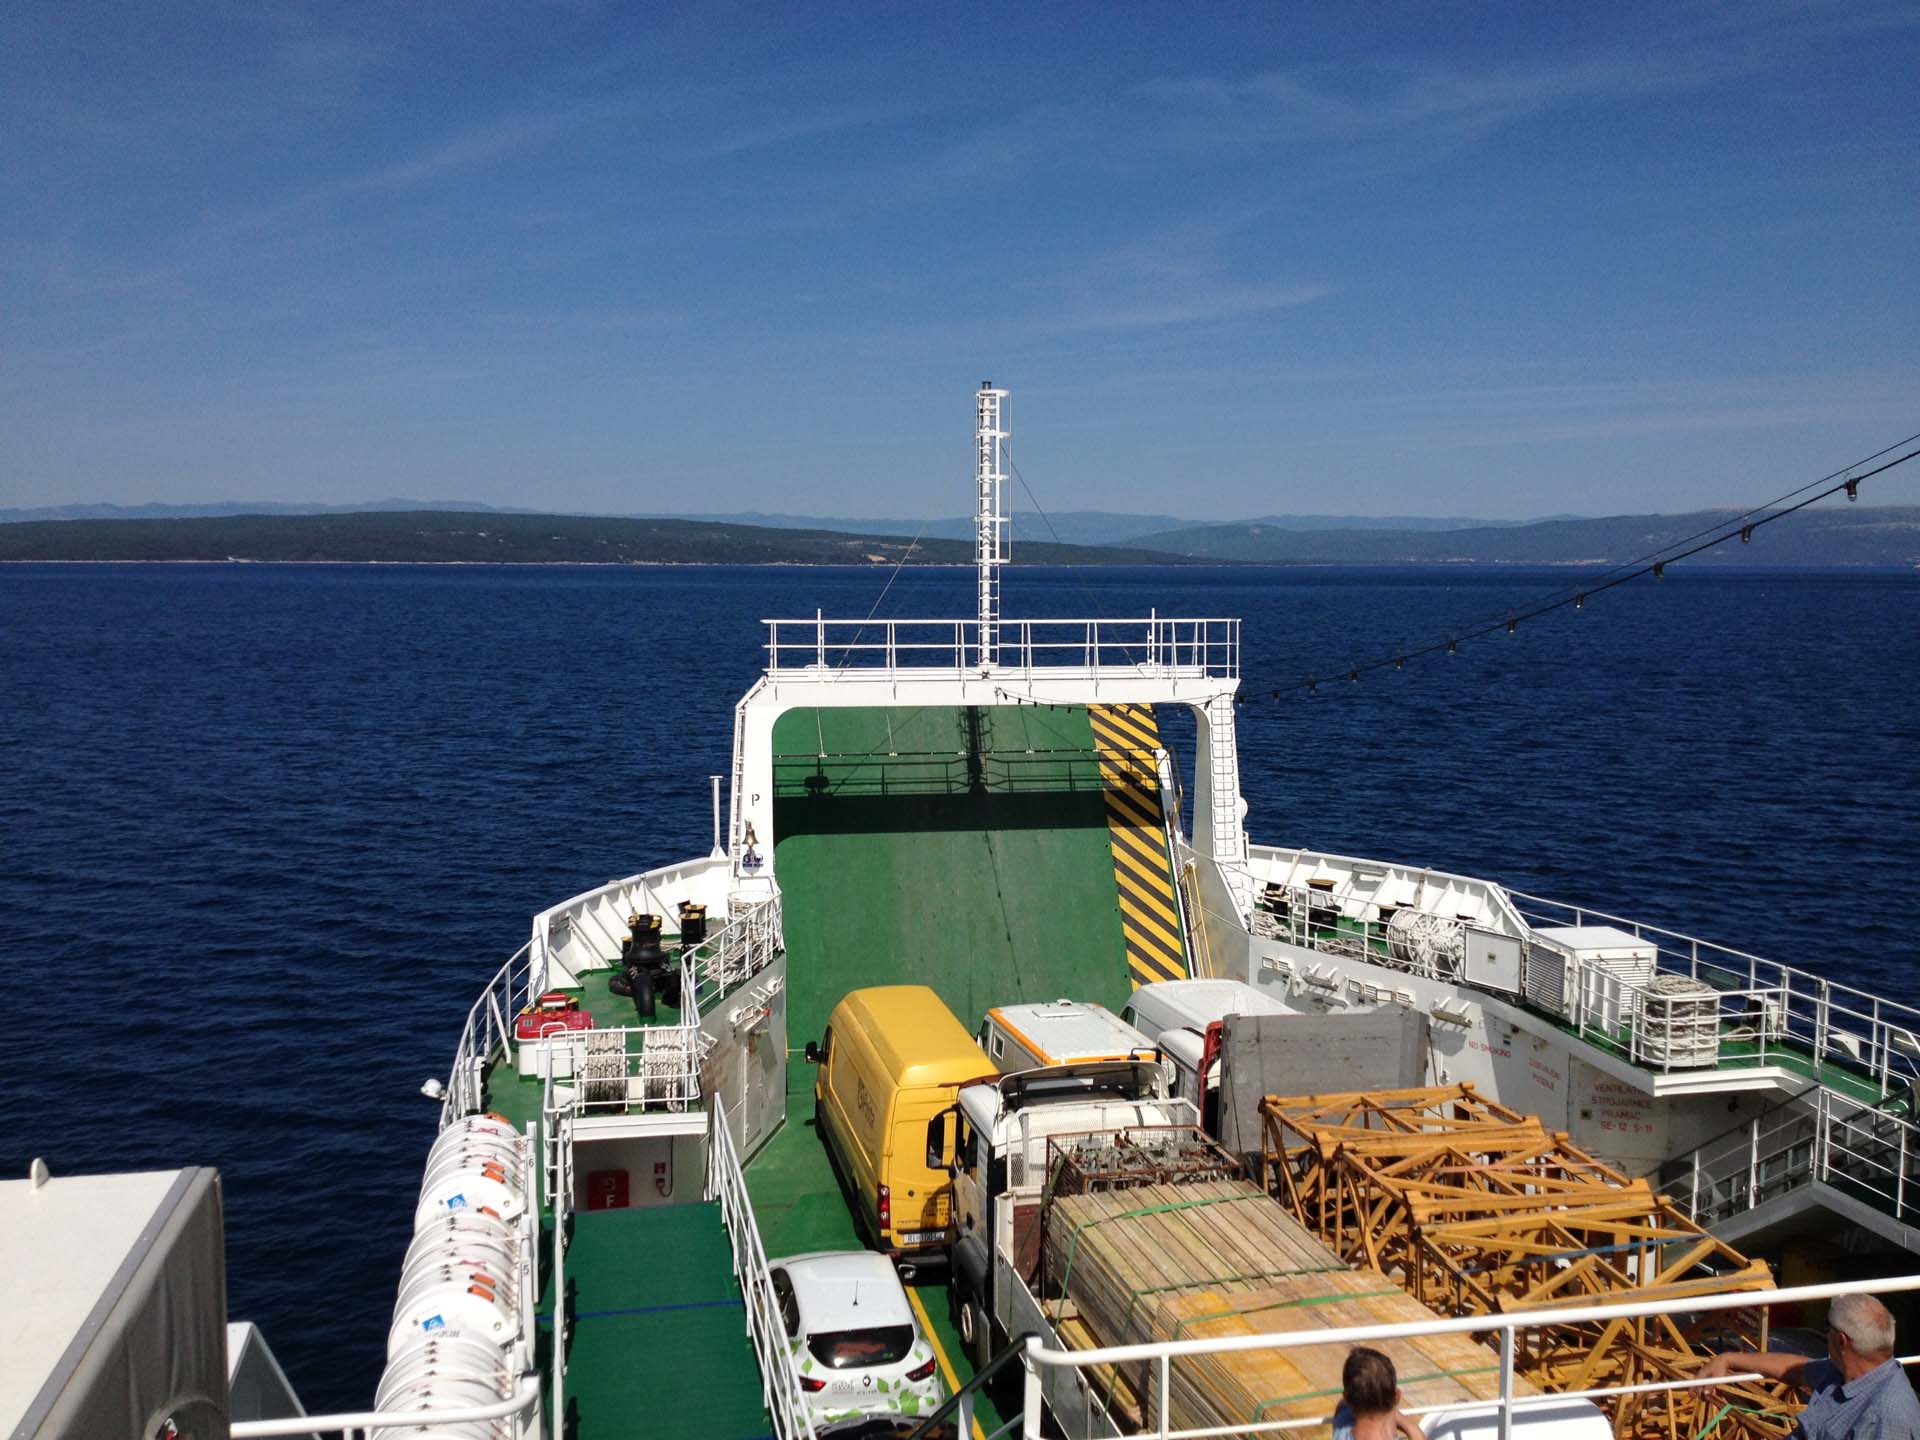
[557,1203,771,1440]
[771,705,1135,1056]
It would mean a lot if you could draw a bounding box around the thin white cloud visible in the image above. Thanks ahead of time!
[676,102,909,162]
[1061,282,1328,333]
[1137,51,1712,153]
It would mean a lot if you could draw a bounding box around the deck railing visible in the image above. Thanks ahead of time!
[688,891,783,1015]
[545,1070,577,1431]
[1667,1080,1920,1230]
[763,614,1240,681]
[229,1373,542,1439]
[1510,890,1920,1096]
[1241,851,1920,1096]
[706,1097,821,1440]
[1014,1274,1920,1440]
[440,939,533,1129]
[544,1018,709,1115]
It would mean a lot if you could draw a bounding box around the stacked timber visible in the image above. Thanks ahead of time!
[1043,1179,1532,1435]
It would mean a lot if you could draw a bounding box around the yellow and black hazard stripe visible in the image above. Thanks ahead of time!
[1088,703,1190,988]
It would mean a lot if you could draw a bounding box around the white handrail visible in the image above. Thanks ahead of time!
[551,1091,574,1433]
[1017,1274,1920,1440]
[706,1098,821,1440]
[230,1372,541,1438]
[761,615,1240,681]
[439,940,531,1129]
[1509,888,1920,1094]
[689,892,783,1012]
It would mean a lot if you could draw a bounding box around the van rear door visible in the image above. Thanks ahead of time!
[886,1095,952,1246]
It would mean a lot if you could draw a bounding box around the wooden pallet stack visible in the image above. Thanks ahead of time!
[1042,1178,1534,1434]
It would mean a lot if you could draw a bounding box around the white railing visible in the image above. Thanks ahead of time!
[440,940,533,1129]
[763,614,1240,681]
[689,892,783,1014]
[1249,846,1530,940]
[555,1020,708,1115]
[1511,891,1920,1096]
[1668,1082,1920,1230]
[706,1098,821,1440]
[230,1373,541,1439]
[1015,1274,1920,1440]
[1240,854,1920,1095]
[531,854,734,996]
[547,1071,577,1434]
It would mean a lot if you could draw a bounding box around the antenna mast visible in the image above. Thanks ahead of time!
[974,381,1010,669]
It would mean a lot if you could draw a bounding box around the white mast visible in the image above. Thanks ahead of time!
[974,381,1010,669]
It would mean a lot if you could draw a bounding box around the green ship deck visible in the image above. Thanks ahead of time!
[542,1204,772,1440]
[772,704,1135,1056]
[519,704,1127,1437]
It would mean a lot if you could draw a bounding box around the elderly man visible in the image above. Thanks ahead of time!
[1700,1293,1920,1439]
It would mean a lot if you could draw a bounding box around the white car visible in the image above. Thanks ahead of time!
[770,1251,945,1427]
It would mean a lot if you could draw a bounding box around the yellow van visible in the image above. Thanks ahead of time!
[805,985,994,1274]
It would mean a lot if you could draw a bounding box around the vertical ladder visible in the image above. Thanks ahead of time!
[1201,693,1257,920]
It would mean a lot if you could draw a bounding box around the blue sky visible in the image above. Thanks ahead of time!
[2,2,1916,521]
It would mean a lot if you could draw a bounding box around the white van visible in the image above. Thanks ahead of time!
[977,999,1157,1074]
[1120,979,1291,1134]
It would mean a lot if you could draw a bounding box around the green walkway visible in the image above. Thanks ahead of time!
[772,705,1133,1063]
[552,1203,772,1440]
[749,1090,864,1260]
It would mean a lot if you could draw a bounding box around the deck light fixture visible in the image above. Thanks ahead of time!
[1846,478,1859,500]
[1654,561,1665,580]
[1507,617,1517,635]
[1447,638,1457,654]
[1575,593,1585,610]
[1741,524,1753,544]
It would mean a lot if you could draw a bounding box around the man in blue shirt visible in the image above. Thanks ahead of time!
[1700,1293,1920,1439]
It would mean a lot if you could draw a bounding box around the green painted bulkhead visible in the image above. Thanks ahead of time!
[772,704,1135,1068]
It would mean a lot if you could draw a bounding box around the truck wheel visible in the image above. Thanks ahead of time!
[958,1294,993,1374]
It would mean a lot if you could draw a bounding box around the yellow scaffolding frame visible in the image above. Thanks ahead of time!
[1258,1085,1794,1440]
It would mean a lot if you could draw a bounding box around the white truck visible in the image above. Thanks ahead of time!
[938,1060,1189,1379]
[1118,978,1290,1134]
[931,1060,1611,1440]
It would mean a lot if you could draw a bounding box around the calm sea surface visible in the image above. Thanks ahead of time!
[2,562,1916,1409]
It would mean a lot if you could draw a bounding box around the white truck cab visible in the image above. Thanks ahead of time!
[978,999,1157,1073]
[936,1060,1192,1373]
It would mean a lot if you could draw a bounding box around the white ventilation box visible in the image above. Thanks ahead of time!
[1525,926,1658,1032]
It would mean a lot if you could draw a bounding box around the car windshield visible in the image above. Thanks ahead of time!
[807,1325,915,1369]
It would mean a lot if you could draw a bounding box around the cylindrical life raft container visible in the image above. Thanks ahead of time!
[387,1263,522,1358]
[414,1118,531,1232]
[372,1344,516,1440]
[419,1138,528,1192]
[400,1211,519,1283]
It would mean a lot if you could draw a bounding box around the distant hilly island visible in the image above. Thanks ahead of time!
[0,503,1913,567]
[0,500,1534,544]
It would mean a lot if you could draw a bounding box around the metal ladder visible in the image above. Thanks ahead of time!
[1201,693,1256,919]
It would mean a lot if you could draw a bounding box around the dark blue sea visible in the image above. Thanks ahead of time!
[2,562,1915,1411]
